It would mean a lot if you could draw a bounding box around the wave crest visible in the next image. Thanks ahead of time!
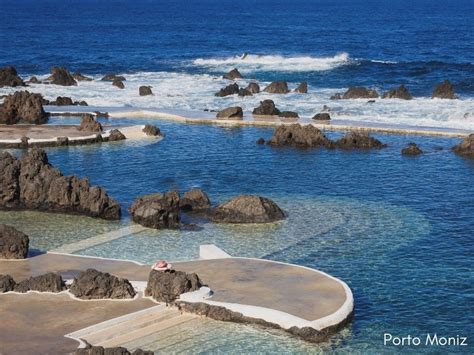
[193,53,350,72]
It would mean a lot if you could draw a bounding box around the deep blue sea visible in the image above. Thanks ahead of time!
[1,0,474,353]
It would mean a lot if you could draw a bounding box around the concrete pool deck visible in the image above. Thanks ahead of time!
[0,248,353,353]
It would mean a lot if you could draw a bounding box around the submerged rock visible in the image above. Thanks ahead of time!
[113,79,125,89]
[267,124,333,148]
[256,138,265,145]
[27,76,40,84]
[179,188,211,212]
[312,113,331,121]
[330,93,343,100]
[401,143,423,155]
[223,68,243,80]
[0,66,25,87]
[432,80,456,99]
[78,113,103,132]
[335,131,386,149]
[72,71,93,81]
[452,134,474,157]
[14,272,66,293]
[139,86,153,96]
[252,100,280,116]
[294,82,308,93]
[383,85,412,100]
[211,195,285,223]
[216,106,243,119]
[0,90,48,124]
[129,191,181,229]
[238,88,252,97]
[142,124,161,136]
[108,129,126,141]
[279,111,299,118]
[0,274,16,292]
[101,73,126,82]
[0,224,29,259]
[0,149,121,220]
[49,96,88,106]
[263,81,289,94]
[145,269,202,303]
[48,67,77,86]
[215,83,239,97]
[245,82,260,94]
[69,269,136,299]
[342,87,379,99]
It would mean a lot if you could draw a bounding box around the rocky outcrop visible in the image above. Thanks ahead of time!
[69,269,136,300]
[145,269,202,303]
[223,68,243,80]
[215,83,239,97]
[129,191,180,229]
[452,134,474,156]
[78,114,103,132]
[383,85,412,100]
[312,113,331,121]
[267,124,333,148]
[216,106,243,120]
[245,82,260,94]
[179,188,211,212]
[113,79,125,89]
[28,76,40,84]
[108,129,126,141]
[278,111,299,118]
[252,100,280,116]
[75,341,153,355]
[142,124,161,136]
[14,272,66,293]
[432,80,456,99]
[0,149,121,220]
[72,72,93,81]
[48,67,77,86]
[238,88,252,96]
[402,143,423,155]
[336,131,386,149]
[0,91,48,124]
[0,274,16,292]
[294,82,308,93]
[210,195,285,223]
[342,87,379,99]
[263,81,289,94]
[330,93,342,100]
[0,66,25,87]
[0,224,29,259]
[101,74,126,82]
[256,138,265,145]
[47,96,88,106]
[139,86,153,96]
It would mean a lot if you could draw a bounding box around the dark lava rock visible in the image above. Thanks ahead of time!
[108,129,126,141]
[0,149,121,220]
[267,124,333,148]
[330,93,343,100]
[75,341,154,355]
[14,272,66,293]
[215,83,239,97]
[79,114,103,132]
[245,82,260,94]
[139,86,153,96]
[0,66,25,87]
[452,134,474,157]
[401,143,423,156]
[69,269,136,299]
[210,195,285,223]
[48,67,77,86]
[312,113,331,121]
[145,269,202,303]
[0,224,29,259]
[101,74,126,82]
[142,124,161,136]
[263,81,289,94]
[129,191,180,229]
[0,274,16,292]
[216,106,243,120]
[294,82,308,93]
[256,138,265,145]
[113,79,125,89]
[179,188,211,212]
[28,76,40,84]
[72,71,93,81]
[94,111,109,118]
[238,88,252,96]
[432,80,456,99]
[0,91,48,124]
[336,131,386,149]
[223,68,243,80]
[252,100,280,116]
[383,85,413,100]
[279,111,299,118]
[342,87,379,99]
[50,96,88,106]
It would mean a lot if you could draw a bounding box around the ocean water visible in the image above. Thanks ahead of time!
[1,0,474,129]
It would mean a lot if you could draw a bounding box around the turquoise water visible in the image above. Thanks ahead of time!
[2,119,473,352]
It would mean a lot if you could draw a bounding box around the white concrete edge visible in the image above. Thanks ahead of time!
[199,244,232,259]
[178,286,213,302]
[45,251,146,266]
[0,288,142,302]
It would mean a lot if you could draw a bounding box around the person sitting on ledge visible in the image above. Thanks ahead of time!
[152,260,172,271]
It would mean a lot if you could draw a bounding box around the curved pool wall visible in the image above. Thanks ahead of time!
[1,119,473,352]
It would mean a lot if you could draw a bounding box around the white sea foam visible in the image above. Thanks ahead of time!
[193,53,350,72]
[1,71,473,131]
